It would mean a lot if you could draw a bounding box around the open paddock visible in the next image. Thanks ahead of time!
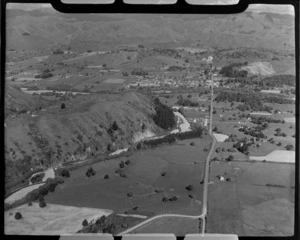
[207,161,295,236]
[45,138,210,216]
[132,217,199,236]
[5,203,112,235]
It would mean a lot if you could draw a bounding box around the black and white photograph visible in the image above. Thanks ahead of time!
[3,0,297,237]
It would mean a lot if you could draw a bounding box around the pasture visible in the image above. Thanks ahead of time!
[132,217,199,235]
[45,137,211,216]
[5,203,112,235]
[207,161,295,236]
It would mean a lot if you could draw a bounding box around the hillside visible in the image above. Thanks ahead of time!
[4,92,163,183]
[6,10,295,52]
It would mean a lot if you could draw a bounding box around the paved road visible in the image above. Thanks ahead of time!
[117,79,215,236]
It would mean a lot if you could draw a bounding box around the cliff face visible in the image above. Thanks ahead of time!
[5,91,163,182]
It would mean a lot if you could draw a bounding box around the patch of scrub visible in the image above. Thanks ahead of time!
[4,203,112,235]
[241,62,275,76]
[213,133,229,142]
[249,150,295,163]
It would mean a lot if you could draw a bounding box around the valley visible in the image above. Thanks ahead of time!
[4,4,296,237]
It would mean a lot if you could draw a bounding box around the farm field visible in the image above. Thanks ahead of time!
[45,137,211,216]
[207,161,295,236]
[132,217,200,235]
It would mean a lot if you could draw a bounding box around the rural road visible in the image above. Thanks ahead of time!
[117,78,216,236]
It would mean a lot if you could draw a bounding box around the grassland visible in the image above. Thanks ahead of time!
[44,137,211,216]
[132,217,200,235]
[207,161,295,236]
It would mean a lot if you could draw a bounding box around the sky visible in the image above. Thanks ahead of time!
[6,1,295,15]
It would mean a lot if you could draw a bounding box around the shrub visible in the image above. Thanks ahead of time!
[169,196,177,201]
[188,194,194,199]
[161,172,166,177]
[82,219,88,227]
[39,200,46,208]
[226,155,234,161]
[119,161,125,168]
[136,142,142,150]
[119,173,126,178]
[162,197,168,202]
[28,201,32,206]
[186,185,194,191]
[112,121,119,131]
[61,103,66,109]
[15,212,22,220]
[57,168,70,178]
[30,172,45,184]
[190,142,195,146]
[104,174,109,179]
[86,167,96,177]
[125,160,130,165]
[127,192,133,198]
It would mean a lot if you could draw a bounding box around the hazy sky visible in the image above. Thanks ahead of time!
[7,1,295,15]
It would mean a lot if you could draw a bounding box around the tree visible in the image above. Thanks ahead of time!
[186,184,194,191]
[61,103,66,109]
[285,144,294,150]
[190,142,195,146]
[161,172,166,177]
[112,121,119,131]
[127,192,133,198]
[125,160,130,165]
[82,219,88,227]
[227,155,234,161]
[15,212,22,220]
[104,174,109,179]
[39,199,47,208]
[119,161,125,168]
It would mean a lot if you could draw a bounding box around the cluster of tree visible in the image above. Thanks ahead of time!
[261,75,295,87]
[274,128,287,137]
[173,127,203,140]
[53,49,64,54]
[143,134,176,148]
[224,134,238,142]
[176,98,199,107]
[153,98,176,130]
[239,125,267,139]
[261,95,294,105]
[86,167,96,177]
[30,172,45,184]
[233,138,250,154]
[162,196,178,202]
[167,66,186,71]
[219,63,248,78]
[35,69,53,79]
[250,116,284,124]
[131,69,148,77]
[56,168,70,178]
[78,215,116,234]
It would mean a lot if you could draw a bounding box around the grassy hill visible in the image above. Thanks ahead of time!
[6,10,295,52]
[4,92,163,183]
